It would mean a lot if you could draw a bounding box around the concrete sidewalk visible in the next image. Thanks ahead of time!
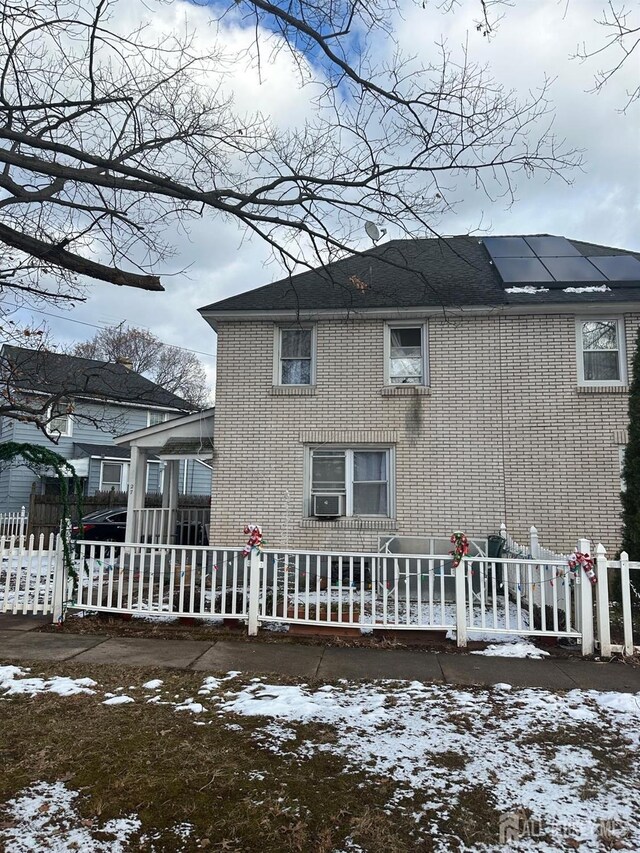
[1,616,639,693]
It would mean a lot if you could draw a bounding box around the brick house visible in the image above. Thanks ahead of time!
[199,235,640,554]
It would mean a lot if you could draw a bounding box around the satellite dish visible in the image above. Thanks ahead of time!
[365,221,387,244]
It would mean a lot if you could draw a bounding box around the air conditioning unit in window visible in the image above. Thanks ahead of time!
[313,493,344,517]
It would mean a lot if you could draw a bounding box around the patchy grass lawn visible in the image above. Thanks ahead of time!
[1,661,639,852]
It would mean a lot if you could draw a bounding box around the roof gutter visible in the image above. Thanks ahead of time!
[200,300,640,329]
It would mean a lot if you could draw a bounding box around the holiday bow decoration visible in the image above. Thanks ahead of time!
[567,551,597,585]
[450,531,469,568]
[242,524,263,556]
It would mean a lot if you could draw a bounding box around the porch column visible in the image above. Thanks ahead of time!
[125,446,148,543]
[165,459,180,543]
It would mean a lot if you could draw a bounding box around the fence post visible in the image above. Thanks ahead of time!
[594,543,611,657]
[19,506,26,545]
[619,551,634,656]
[247,548,262,636]
[51,533,67,624]
[455,559,467,648]
[578,537,594,655]
[529,526,539,559]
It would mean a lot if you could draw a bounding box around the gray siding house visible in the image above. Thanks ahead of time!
[199,235,640,554]
[0,346,211,511]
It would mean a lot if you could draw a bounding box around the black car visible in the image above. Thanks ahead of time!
[71,507,208,546]
[71,507,127,543]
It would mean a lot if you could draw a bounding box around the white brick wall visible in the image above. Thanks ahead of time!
[210,312,638,553]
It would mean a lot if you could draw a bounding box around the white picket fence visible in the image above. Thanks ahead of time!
[0,507,27,546]
[1,531,638,657]
[73,542,248,619]
[0,533,60,615]
[592,545,640,656]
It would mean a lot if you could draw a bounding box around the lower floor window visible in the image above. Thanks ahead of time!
[309,448,392,517]
[100,461,129,492]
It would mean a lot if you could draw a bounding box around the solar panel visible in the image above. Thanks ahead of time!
[587,255,640,281]
[540,257,606,282]
[492,256,554,283]
[483,237,534,257]
[524,236,580,257]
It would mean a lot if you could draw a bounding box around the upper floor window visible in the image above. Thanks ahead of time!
[577,319,626,386]
[277,326,315,385]
[46,401,73,438]
[385,323,428,386]
[147,410,171,427]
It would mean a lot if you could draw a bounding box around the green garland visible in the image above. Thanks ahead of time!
[0,441,83,589]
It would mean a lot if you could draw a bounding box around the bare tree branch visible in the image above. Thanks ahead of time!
[0,0,580,326]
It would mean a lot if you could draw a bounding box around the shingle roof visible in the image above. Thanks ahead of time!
[1,346,192,410]
[160,437,214,457]
[198,235,640,314]
[74,443,132,460]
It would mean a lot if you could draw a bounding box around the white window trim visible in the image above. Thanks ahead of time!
[384,321,429,387]
[145,460,165,493]
[274,324,317,386]
[305,445,395,518]
[147,410,170,427]
[99,460,129,492]
[45,404,73,438]
[576,317,626,387]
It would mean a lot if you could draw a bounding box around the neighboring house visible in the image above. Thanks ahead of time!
[0,346,210,512]
[199,234,640,554]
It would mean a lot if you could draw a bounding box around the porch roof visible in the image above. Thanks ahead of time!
[114,407,215,460]
[159,437,214,460]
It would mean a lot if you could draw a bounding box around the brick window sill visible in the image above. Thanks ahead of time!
[380,386,430,397]
[271,385,317,396]
[576,385,629,394]
[300,518,397,531]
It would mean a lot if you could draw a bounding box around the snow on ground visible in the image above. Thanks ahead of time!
[220,680,640,852]
[0,665,96,697]
[1,781,141,853]
[471,642,551,659]
[102,695,135,705]
[2,666,640,851]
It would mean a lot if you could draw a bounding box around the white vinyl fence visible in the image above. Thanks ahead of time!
[2,530,637,658]
[593,545,640,657]
[73,542,248,619]
[256,548,586,648]
[0,507,27,545]
[0,533,60,615]
[69,540,590,651]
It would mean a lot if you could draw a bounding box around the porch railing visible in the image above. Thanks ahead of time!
[0,506,28,546]
[132,507,209,545]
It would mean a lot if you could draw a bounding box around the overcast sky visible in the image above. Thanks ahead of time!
[15,0,640,395]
